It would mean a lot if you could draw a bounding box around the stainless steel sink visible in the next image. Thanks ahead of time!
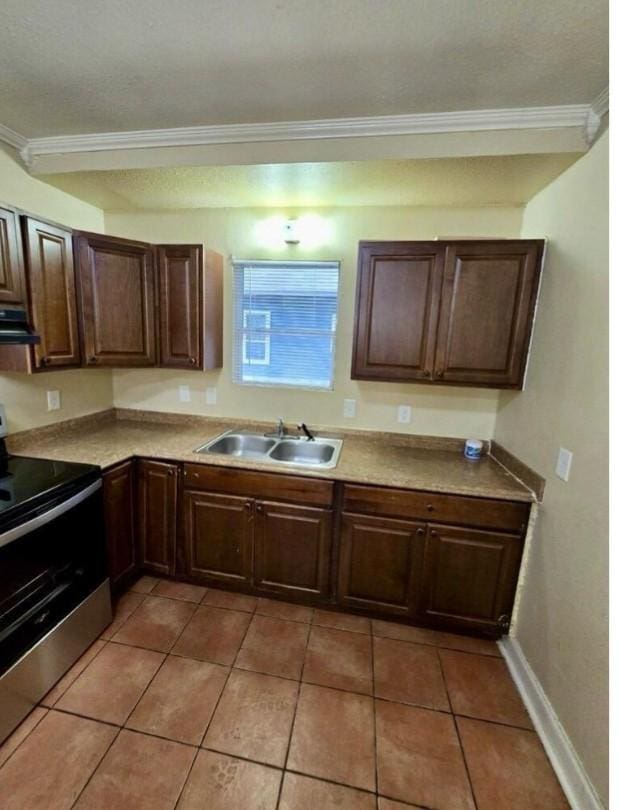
[205,434,277,458]
[195,429,343,469]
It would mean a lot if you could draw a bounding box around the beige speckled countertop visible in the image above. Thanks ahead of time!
[7,409,535,502]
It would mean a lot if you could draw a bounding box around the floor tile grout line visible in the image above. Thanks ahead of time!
[41,637,110,709]
[0,705,49,773]
[101,590,148,639]
[274,616,312,809]
[370,631,379,803]
[436,647,479,810]
[67,722,122,809]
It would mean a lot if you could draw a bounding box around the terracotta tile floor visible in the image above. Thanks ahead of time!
[0,577,570,810]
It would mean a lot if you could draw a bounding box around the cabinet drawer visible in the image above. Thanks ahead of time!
[342,484,529,532]
[183,464,334,507]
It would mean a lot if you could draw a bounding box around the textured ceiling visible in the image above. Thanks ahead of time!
[42,154,580,210]
[0,0,607,137]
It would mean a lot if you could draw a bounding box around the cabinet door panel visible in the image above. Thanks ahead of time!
[352,242,443,381]
[338,512,424,616]
[184,491,253,586]
[23,217,81,368]
[103,460,138,589]
[254,501,332,599]
[157,244,202,369]
[420,523,523,634]
[76,232,156,366]
[0,206,25,305]
[434,241,543,387]
[137,459,178,575]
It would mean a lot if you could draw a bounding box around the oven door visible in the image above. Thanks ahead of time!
[0,480,108,676]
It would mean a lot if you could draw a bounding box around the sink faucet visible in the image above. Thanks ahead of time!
[265,417,286,439]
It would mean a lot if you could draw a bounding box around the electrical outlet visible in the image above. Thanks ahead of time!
[343,399,356,418]
[555,447,573,482]
[47,390,61,411]
[206,386,217,405]
[397,405,412,424]
[178,385,191,403]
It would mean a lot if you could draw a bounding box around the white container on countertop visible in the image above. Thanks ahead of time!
[464,438,483,460]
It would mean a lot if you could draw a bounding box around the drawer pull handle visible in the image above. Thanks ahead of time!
[426,504,435,512]
[430,529,438,537]
[416,527,424,536]
[256,504,264,513]
[245,501,252,510]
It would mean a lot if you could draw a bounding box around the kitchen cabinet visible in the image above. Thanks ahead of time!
[351,239,544,389]
[338,483,528,634]
[22,216,81,369]
[351,241,443,381]
[156,244,223,370]
[102,460,138,590]
[75,231,157,367]
[137,459,179,575]
[0,205,26,307]
[254,500,332,599]
[184,491,253,586]
[338,512,424,616]
[418,523,524,634]
[182,465,334,597]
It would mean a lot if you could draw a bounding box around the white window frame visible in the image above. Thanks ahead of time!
[242,308,271,366]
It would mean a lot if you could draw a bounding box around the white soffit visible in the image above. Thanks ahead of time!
[0,98,606,176]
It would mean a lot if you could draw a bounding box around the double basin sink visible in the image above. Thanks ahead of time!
[195,429,343,469]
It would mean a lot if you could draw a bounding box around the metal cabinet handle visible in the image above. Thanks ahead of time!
[189,357,197,365]
[436,370,444,378]
[423,369,431,377]
[416,527,425,536]
[245,501,252,510]
[430,529,438,537]
[167,468,175,476]
[256,503,264,513]
[426,504,435,512]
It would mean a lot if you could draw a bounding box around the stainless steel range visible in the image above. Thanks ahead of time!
[0,406,111,742]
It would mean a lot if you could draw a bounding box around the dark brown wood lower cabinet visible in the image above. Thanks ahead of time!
[184,490,253,586]
[338,512,425,617]
[254,500,332,599]
[137,459,179,576]
[419,523,523,634]
[102,460,138,590]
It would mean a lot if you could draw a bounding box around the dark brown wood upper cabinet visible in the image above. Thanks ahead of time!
[352,241,444,381]
[0,205,26,306]
[137,459,179,576]
[156,244,223,370]
[351,239,544,389]
[75,231,156,367]
[434,241,544,387]
[22,216,81,369]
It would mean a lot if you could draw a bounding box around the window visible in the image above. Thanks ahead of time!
[233,260,340,389]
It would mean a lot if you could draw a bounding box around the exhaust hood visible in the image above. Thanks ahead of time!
[0,309,40,345]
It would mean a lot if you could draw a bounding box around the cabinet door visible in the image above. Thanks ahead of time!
[137,459,179,575]
[0,205,26,306]
[419,523,523,634]
[75,232,156,366]
[157,244,202,369]
[338,512,425,616]
[184,491,253,586]
[22,217,81,369]
[254,500,332,600]
[103,460,138,589]
[352,241,443,381]
[434,241,543,387]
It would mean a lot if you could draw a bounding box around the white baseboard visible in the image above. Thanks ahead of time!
[499,636,604,810]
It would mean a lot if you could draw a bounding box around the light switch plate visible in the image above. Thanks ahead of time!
[46,390,61,411]
[555,447,573,482]
[343,399,356,418]
[206,386,217,405]
[178,385,191,403]
[397,405,412,424]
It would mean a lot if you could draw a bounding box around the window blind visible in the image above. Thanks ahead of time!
[232,260,340,390]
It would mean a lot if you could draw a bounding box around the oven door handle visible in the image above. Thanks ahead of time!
[0,479,102,550]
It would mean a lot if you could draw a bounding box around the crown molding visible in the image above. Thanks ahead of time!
[585,86,609,143]
[0,123,28,152]
[0,98,605,169]
[6,103,592,167]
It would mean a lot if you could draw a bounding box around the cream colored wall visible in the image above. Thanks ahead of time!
[107,204,523,436]
[495,132,608,805]
[0,144,114,433]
